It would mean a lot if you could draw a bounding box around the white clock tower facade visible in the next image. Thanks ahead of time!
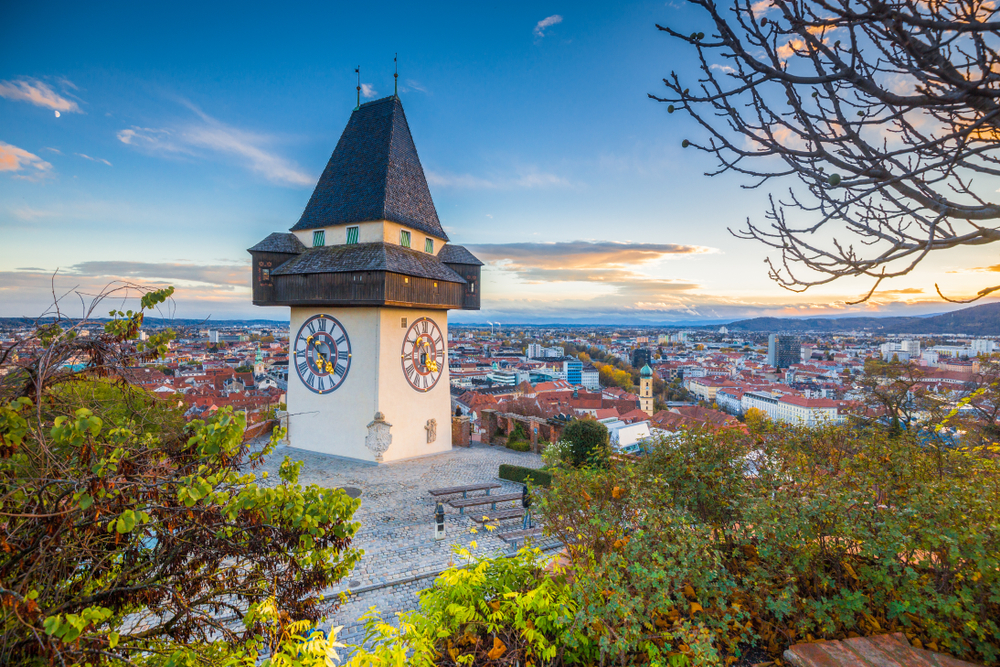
[248,96,482,463]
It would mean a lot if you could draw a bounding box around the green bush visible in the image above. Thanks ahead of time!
[533,426,1000,664]
[498,464,552,487]
[344,547,597,666]
[561,419,610,467]
[511,421,528,441]
[540,439,573,468]
[507,439,531,452]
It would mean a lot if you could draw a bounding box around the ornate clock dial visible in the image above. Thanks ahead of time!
[401,317,445,392]
[293,315,352,394]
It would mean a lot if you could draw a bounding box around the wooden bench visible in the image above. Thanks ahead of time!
[469,508,525,524]
[500,527,543,547]
[428,482,501,499]
[448,492,522,515]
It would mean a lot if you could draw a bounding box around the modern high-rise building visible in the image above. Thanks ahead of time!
[767,334,800,370]
[565,359,583,386]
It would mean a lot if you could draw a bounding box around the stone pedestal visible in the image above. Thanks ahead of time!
[451,416,471,447]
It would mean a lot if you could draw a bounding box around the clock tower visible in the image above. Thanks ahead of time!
[248,95,482,463]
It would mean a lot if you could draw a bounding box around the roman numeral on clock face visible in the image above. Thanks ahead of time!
[401,317,443,392]
[296,315,351,394]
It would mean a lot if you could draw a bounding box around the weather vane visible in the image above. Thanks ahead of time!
[355,66,361,110]
[394,53,398,98]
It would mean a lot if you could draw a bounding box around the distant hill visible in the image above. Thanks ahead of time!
[726,302,1000,335]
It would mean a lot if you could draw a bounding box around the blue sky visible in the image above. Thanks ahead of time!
[1,1,994,324]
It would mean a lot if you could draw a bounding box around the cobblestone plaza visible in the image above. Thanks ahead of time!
[256,442,559,645]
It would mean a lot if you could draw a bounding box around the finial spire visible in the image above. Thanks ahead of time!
[354,66,360,110]
[394,53,398,98]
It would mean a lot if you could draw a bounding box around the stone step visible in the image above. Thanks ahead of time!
[784,632,983,667]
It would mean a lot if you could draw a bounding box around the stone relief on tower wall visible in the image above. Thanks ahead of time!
[366,412,392,462]
[425,418,437,444]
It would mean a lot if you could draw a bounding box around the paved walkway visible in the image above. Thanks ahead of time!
[784,633,982,667]
[255,442,560,646]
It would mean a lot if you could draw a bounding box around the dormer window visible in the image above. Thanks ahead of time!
[400,230,411,248]
[312,230,325,247]
[346,226,359,244]
[425,238,434,253]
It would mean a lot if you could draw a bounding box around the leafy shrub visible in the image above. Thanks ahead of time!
[346,546,597,666]
[561,419,610,467]
[0,286,362,666]
[540,439,573,468]
[507,439,531,452]
[539,465,743,664]
[499,464,551,487]
[510,421,529,441]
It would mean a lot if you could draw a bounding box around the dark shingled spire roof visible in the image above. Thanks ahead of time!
[290,96,449,241]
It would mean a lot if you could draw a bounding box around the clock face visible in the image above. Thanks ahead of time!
[401,317,445,392]
[293,315,352,394]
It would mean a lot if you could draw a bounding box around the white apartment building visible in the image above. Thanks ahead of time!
[972,339,997,355]
[880,339,921,362]
[715,387,745,416]
[742,391,844,427]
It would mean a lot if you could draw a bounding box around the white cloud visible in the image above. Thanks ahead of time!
[117,104,313,187]
[0,141,53,179]
[710,63,735,74]
[534,14,563,38]
[426,168,570,190]
[0,78,81,112]
[360,83,377,99]
[75,153,112,167]
[404,79,427,94]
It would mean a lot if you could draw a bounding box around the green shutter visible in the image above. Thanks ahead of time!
[424,238,434,253]
[312,230,325,247]
[346,226,359,244]
[400,230,411,248]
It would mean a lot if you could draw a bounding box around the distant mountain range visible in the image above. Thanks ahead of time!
[724,302,1000,335]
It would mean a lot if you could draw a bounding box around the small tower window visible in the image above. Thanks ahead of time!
[400,230,411,248]
[312,230,325,247]
[424,238,434,253]
[346,226,359,244]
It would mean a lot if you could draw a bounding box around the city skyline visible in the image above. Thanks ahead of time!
[2,0,998,323]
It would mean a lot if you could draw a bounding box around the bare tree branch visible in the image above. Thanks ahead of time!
[653,0,1000,301]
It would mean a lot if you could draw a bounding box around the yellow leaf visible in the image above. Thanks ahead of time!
[690,602,704,614]
[683,584,696,599]
[612,486,624,499]
[487,636,507,660]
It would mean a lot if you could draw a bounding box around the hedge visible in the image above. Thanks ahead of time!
[498,464,552,487]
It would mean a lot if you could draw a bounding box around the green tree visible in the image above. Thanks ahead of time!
[0,286,361,666]
[561,419,610,468]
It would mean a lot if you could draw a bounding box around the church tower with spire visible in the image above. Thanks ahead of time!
[639,364,654,416]
[248,96,482,462]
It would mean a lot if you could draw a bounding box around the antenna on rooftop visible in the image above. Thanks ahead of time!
[394,53,399,98]
[354,66,361,110]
